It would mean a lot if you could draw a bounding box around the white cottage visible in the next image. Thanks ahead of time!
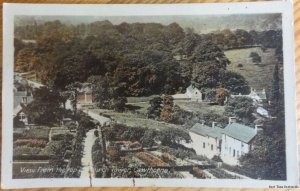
[172,84,204,102]
[186,84,203,102]
[189,122,223,159]
[221,122,257,165]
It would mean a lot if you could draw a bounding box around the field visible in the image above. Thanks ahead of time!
[102,111,181,130]
[174,101,225,115]
[225,47,279,91]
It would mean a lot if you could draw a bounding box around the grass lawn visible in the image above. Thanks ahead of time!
[175,101,225,116]
[127,95,160,103]
[14,127,50,140]
[103,111,181,130]
[225,47,279,91]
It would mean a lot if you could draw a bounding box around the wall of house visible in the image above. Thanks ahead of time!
[191,90,202,102]
[189,132,221,159]
[77,93,93,104]
[221,134,250,165]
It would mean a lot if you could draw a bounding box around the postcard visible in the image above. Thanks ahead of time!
[2,1,298,188]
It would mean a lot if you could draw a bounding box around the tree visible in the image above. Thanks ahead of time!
[225,97,255,123]
[140,129,157,147]
[220,71,250,95]
[269,64,281,105]
[249,52,261,64]
[25,87,62,125]
[216,88,230,105]
[160,95,174,122]
[147,97,163,119]
[239,116,286,180]
[159,128,191,147]
[66,82,82,115]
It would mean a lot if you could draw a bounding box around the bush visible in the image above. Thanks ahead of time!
[160,146,195,159]
[14,139,47,148]
[237,64,243,68]
[94,130,99,137]
[249,52,261,64]
[161,152,175,163]
[51,133,74,141]
[21,128,50,140]
[191,167,207,179]
[13,145,42,156]
[136,152,168,167]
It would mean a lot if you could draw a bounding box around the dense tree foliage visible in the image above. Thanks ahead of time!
[225,97,255,123]
[15,20,253,97]
[24,87,63,125]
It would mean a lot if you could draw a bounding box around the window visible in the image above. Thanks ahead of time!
[203,142,205,149]
[233,149,235,157]
[22,97,27,104]
[211,145,213,151]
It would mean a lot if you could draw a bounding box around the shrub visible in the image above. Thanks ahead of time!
[21,128,50,140]
[14,139,47,148]
[51,133,74,141]
[107,145,121,162]
[249,52,261,64]
[161,152,175,163]
[94,130,99,137]
[161,146,195,159]
[237,64,243,68]
[13,145,42,156]
[191,167,207,179]
[136,152,168,167]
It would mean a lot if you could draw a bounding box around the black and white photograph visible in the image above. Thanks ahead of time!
[2,2,298,188]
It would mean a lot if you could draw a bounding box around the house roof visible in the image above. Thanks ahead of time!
[223,122,256,143]
[190,123,224,139]
[186,84,200,94]
[14,91,33,109]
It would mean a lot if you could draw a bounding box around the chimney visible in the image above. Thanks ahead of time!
[200,120,205,125]
[228,117,236,124]
[212,122,217,128]
[254,124,263,134]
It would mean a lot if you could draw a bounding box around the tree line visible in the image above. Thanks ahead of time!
[15,20,253,98]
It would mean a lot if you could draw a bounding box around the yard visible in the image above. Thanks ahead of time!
[174,101,225,116]
[225,47,279,91]
[101,111,181,130]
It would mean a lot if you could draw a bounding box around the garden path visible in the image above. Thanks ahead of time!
[80,129,97,178]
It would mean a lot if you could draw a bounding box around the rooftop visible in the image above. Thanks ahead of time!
[223,122,256,143]
[190,123,224,139]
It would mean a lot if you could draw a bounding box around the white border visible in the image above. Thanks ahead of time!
[2,2,298,189]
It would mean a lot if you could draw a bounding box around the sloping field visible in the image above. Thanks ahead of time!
[225,47,280,91]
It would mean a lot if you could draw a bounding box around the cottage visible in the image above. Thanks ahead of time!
[231,87,267,104]
[77,83,95,104]
[172,84,204,102]
[189,122,223,159]
[13,89,33,125]
[221,122,257,165]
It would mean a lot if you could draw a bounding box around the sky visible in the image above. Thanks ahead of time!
[15,14,281,34]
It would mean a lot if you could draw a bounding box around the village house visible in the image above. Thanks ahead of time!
[221,121,258,165]
[172,84,204,102]
[13,89,33,126]
[77,83,95,105]
[189,122,224,159]
[231,87,267,104]
[189,117,259,165]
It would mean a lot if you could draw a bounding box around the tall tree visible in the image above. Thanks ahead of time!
[147,97,163,119]
[160,95,174,122]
